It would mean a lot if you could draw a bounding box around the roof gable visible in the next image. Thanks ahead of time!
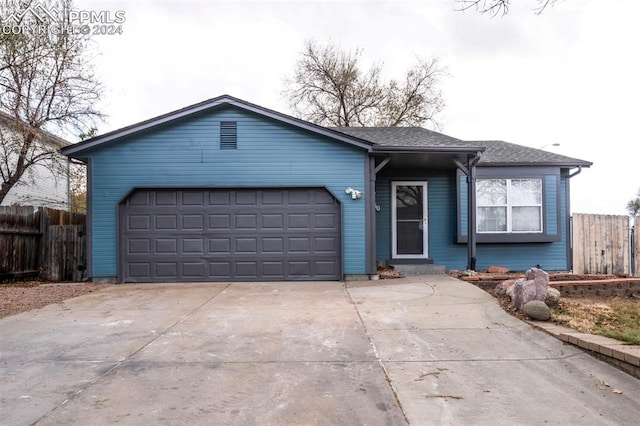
[62,95,372,157]
[61,95,591,168]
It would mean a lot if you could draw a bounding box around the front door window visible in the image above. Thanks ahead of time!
[392,182,428,258]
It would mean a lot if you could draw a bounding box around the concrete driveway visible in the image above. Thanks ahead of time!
[1,276,639,425]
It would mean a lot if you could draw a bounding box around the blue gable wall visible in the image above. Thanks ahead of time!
[376,169,572,271]
[83,106,368,279]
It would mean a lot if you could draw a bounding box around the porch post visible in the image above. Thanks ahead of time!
[467,152,482,271]
[365,156,377,276]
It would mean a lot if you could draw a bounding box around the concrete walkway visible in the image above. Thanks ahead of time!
[1,276,639,425]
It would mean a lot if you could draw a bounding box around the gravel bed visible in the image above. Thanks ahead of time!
[0,281,111,319]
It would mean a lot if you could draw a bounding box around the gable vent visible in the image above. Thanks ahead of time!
[220,121,237,150]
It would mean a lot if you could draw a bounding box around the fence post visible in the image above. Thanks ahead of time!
[38,207,49,279]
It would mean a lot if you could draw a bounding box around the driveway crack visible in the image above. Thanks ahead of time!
[344,283,410,425]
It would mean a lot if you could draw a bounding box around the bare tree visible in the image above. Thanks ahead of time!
[282,40,445,128]
[456,0,558,16]
[0,0,103,204]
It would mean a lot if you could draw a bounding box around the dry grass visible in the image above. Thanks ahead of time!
[551,297,640,345]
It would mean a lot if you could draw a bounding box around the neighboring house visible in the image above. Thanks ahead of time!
[0,111,71,209]
[61,95,591,283]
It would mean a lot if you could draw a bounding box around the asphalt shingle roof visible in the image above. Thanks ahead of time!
[332,126,468,148]
[332,127,591,167]
[475,140,591,166]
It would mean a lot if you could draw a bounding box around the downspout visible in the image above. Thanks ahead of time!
[565,165,583,272]
[66,157,71,210]
[568,165,583,178]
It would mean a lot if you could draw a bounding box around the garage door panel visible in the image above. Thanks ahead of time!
[262,191,284,205]
[262,261,284,277]
[315,190,336,205]
[236,261,258,277]
[262,237,284,254]
[236,238,257,254]
[289,261,311,276]
[315,237,339,254]
[235,214,257,229]
[129,191,151,206]
[128,263,150,279]
[236,191,257,205]
[155,239,177,254]
[182,192,204,206]
[183,262,205,277]
[182,215,204,230]
[127,239,150,254]
[210,262,230,277]
[209,214,230,230]
[156,191,176,206]
[288,214,310,229]
[209,192,230,205]
[315,213,338,229]
[209,238,230,254]
[262,214,284,229]
[289,191,310,205]
[128,215,150,230]
[182,238,204,254]
[155,215,177,230]
[316,261,339,276]
[156,262,177,277]
[289,237,310,253]
[121,188,341,282]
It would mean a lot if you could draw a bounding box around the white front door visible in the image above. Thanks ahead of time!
[392,181,428,259]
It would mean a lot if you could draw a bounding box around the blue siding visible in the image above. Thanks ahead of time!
[545,174,558,234]
[84,106,368,278]
[376,170,571,271]
[375,180,391,261]
[459,175,468,237]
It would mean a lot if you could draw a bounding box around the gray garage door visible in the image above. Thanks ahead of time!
[119,188,342,282]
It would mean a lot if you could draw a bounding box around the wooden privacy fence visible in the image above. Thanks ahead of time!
[572,214,639,276]
[0,206,86,282]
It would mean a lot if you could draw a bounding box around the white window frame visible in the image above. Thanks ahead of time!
[477,178,543,234]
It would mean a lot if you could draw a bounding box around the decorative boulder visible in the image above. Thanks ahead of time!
[506,284,515,299]
[545,288,561,308]
[510,268,549,311]
[523,300,551,321]
[494,279,517,298]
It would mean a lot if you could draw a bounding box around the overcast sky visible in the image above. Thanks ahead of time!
[81,0,639,215]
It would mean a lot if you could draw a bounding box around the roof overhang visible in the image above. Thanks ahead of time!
[62,95,373,157]
[371,145,486,154]
[478,161,592,168]
[371,146,485,170]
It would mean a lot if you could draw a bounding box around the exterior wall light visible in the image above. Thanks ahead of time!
[345,187,363,200]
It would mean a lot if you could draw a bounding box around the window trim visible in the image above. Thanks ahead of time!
[477,178,543,234]
[456,167,562,244]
